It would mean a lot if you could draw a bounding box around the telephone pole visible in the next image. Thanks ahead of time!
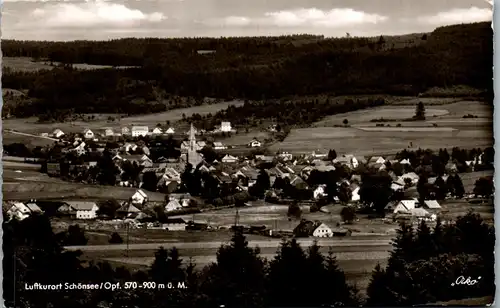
[126,222,130,258]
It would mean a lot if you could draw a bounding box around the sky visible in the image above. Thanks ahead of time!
[1,0,493,41]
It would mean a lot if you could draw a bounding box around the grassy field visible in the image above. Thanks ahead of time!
[2,57,136,72]
[3,131,58,147]
[3,100,244,136]
[271,100,493,155]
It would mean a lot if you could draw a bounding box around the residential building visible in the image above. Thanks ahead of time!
[152,127,163,135]
[351,184,361,202]
[66,201,99,219]
[122,127,131,135]
[312,223,334,238]
[386,200,416,214]
[165,127,175,134]
[222,154,238,163]
[131,189,148,205]
[104,128,114,137]
[423,200,442,209]
[73,142,87,156]
[248,139,262,147]
[83,129,94,139]
[221,121,232,132]
[368,156,386,165]
[213,142,227,150]
[52,129,65,138]
[311,150,328,159]
[162,218,187,231]
[400,172,420,185]
[131,126,149,137]
[333,154,359,169]
[6,202,32,221]
[116,203,142,219]
[165,199,183,212]
[313,185,327,199]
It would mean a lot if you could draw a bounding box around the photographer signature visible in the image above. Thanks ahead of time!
[451,276,481,286]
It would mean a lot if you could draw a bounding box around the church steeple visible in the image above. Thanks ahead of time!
[189,123,196,150]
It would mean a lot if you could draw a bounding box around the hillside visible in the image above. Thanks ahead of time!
[1,22,492,120]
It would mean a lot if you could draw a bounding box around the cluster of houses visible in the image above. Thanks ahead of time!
[45,121,237,141]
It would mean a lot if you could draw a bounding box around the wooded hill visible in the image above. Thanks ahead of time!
[2,22,492,119]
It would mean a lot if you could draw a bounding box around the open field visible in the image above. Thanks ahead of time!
[2,57,137,72]
[271,100,493,155]
[3,131,58,147]
[3,100,244,137]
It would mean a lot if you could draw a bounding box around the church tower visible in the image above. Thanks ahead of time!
[187,123,202,167]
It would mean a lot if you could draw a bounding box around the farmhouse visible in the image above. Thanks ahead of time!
[66,201,99,219]
[131,189,148,205]
[52,129,65,138]
[162,218,187,231]
[220,121,232,132]
[131,126,149,137]
[248,139,262,147]
[152,127,163,135]
[83,129,95,139]
[165,127,175,134]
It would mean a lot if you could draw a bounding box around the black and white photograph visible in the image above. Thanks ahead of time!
[1,0,495,307]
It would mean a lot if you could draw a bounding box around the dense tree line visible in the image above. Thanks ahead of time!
[367,212,495,306]
[2,22,492,118]
[4,214,361,307]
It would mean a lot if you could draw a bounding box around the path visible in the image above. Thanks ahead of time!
[5,129,58,141]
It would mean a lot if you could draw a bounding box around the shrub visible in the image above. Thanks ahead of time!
[109,232,123,244]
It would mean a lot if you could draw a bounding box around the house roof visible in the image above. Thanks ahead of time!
[117,203,141,213]
[398,200,416,211]
[66,201,97,211]
[165,218,186,224]
[134,190,148,198]
[410,208,430,217]
[423,200,441,209]
[25,203,42,212]
[222,154,237,161]
[401,172,419,181]
[166,200,182,208]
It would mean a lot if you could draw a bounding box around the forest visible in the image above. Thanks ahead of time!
[2,22,493,120]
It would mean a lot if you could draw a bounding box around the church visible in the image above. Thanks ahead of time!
[182,124,203,167]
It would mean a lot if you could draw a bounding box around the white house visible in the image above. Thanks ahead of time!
[6,202,32,221]
[131,126,149,137]
[390,200,416,214]
[122,127,131,135]
[222,154,238,163]
[152,127,163,135]
[221,121,232,132]
[351,185,361,202]
[165,199,183,212]
[104,128,114,137]
[131,189,148,205]
[213,142,227,150]
[400,159,411,165]
[313,185,327,200]
[83,129,95,139]
[165,127,175,134]
[248,139,262,147]
[313,223,334,238]
[52,129,65,139]
[66,201,99,219]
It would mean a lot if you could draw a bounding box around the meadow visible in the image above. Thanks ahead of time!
[270,100,493,155]
[2,57,136,72]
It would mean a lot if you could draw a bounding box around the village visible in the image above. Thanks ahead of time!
[3,119,494,241]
